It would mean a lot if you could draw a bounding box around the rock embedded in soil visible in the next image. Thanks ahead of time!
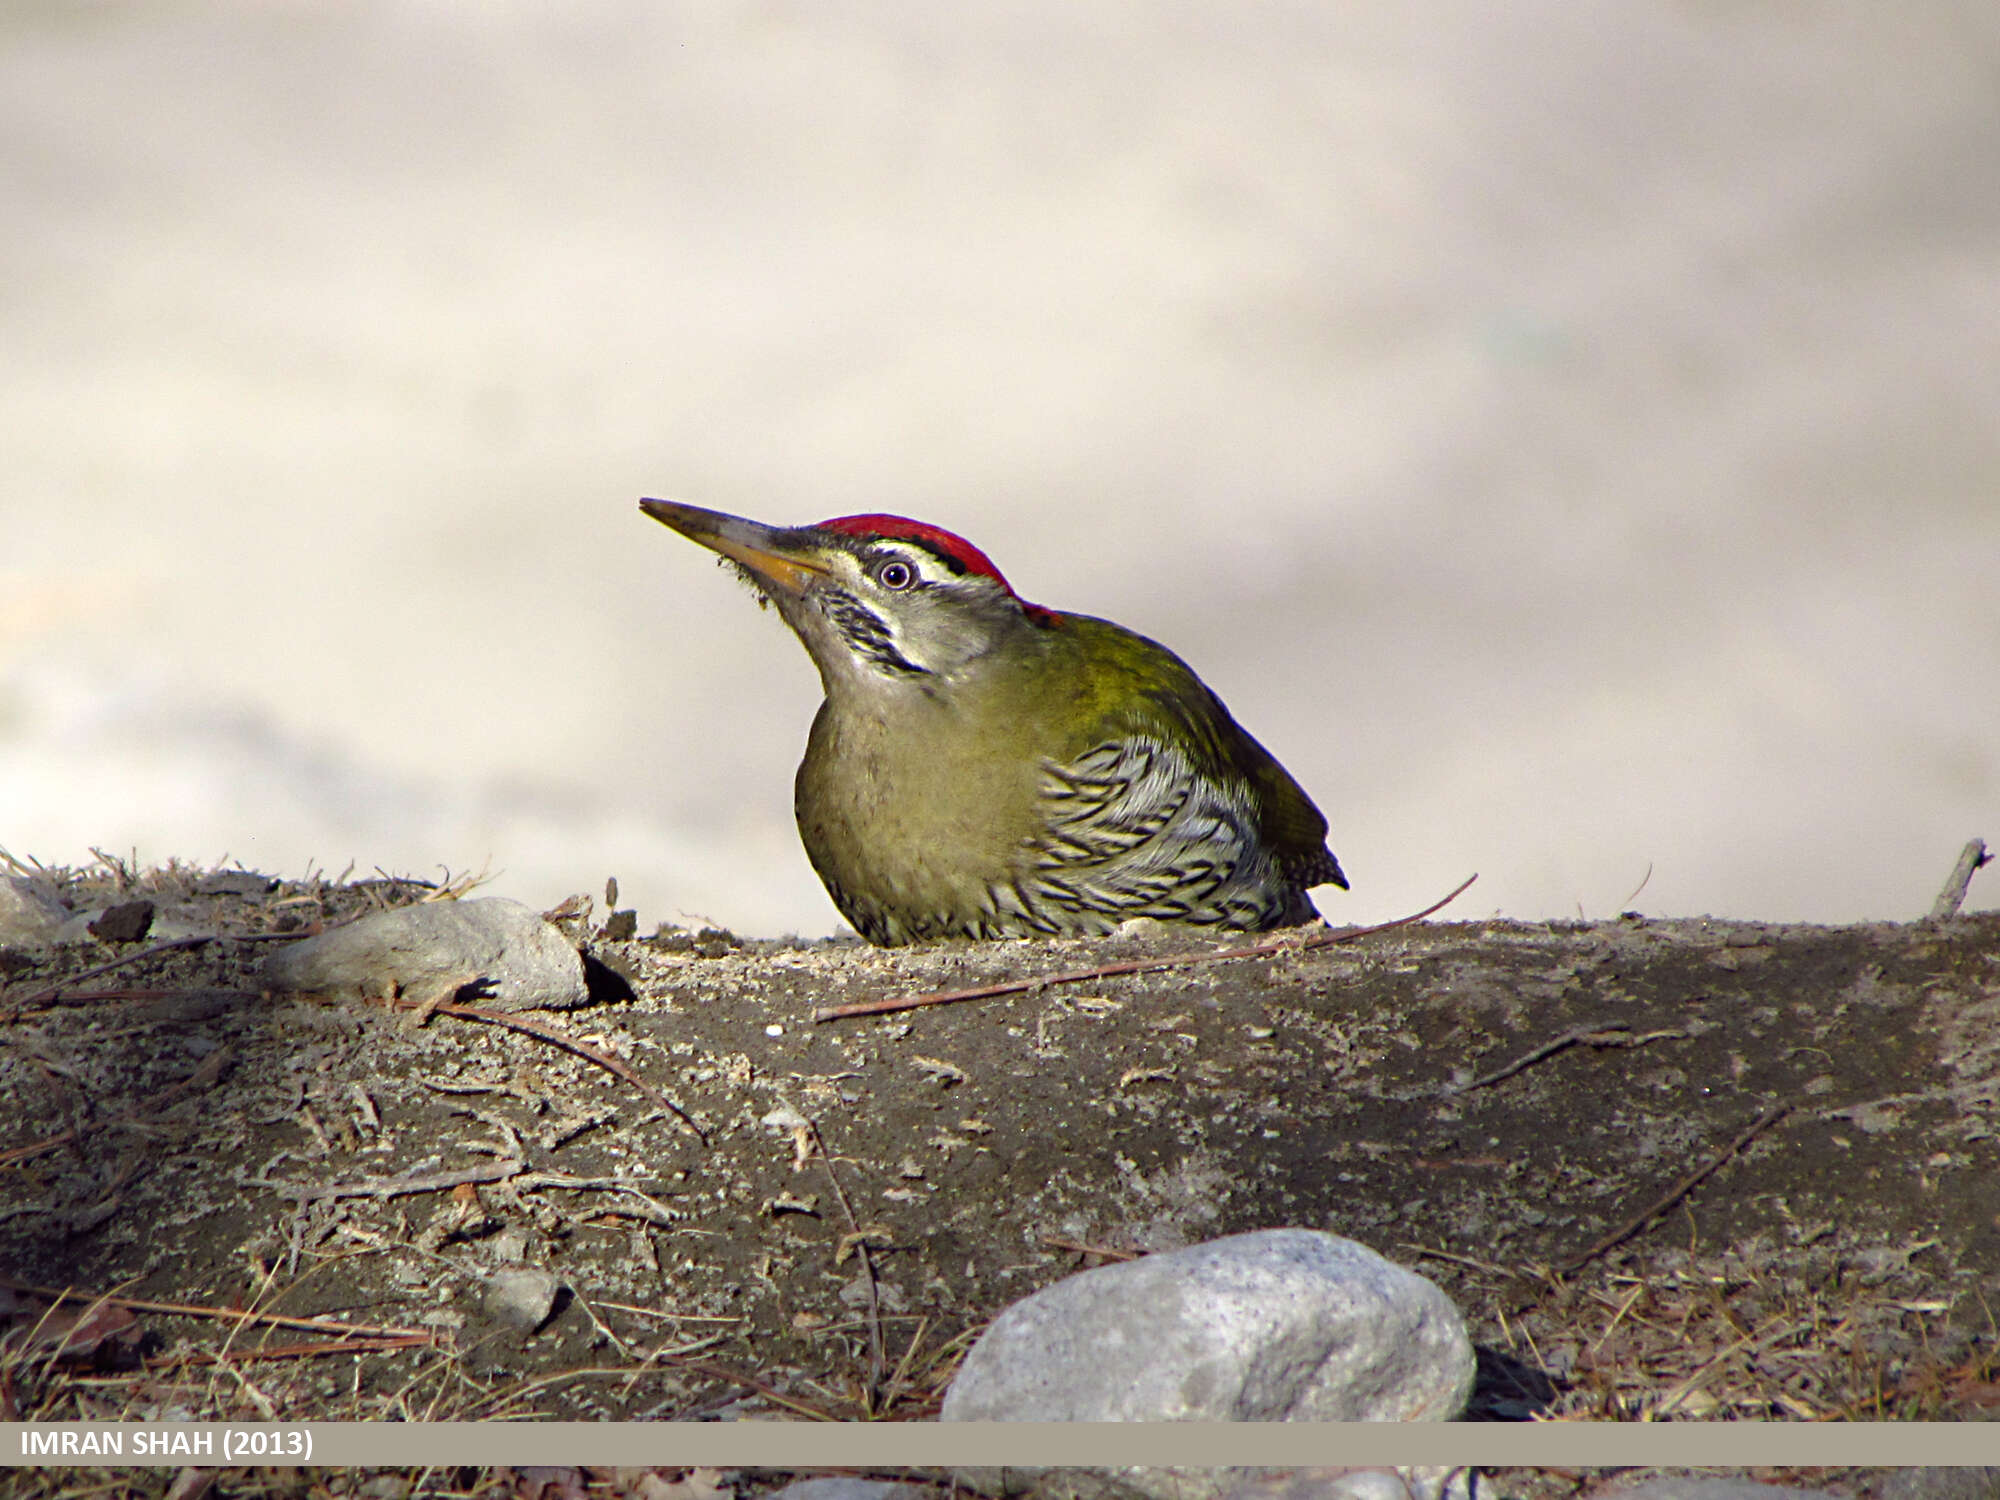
[263,895,588,1010]
[941,1228,1475,1430]
[481,1263,562,1333]
[88,898,156,943]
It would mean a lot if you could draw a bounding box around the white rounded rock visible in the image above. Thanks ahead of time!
[941,1227,1474,1423]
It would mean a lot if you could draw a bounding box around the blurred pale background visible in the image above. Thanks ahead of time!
[4,2,1996,936]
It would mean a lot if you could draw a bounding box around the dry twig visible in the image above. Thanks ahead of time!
[1450,1022,1695,1094]
[378,994,706,1142]
[1927,837,1990,922]
[800,1118,887,1410]
[2,936,215,1017]
[813,873,1478,1023]
[0,1278,433,1343]
[150,1334,434,1368]
[1559,1101,1794,1273]
[1041,1235,1141,1262]
[1398,1243,1546,1287]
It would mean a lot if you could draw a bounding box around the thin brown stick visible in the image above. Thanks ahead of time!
[2,932,304,1020]
[10,987,257,1006]
[1452,1023,1631,1093]
[1041,1235,1141,1261]
[0,1278,434,1342]
[1450,1022,1695,1094]
[876,1316,931,1415]
[1619,862,1654,910]
[1559,1101,1793,1273]
[381,995,706,1143]
[1652,1312,1804,1416]
[1927,837,1990,922]
[805,1118,885,1409]
[2,936,215,1015]
[587,1301,743,1325]
[151,1334,435,1367]
[1398,1243,1546,1286]
[0,1046,234,1167]
[813,873,1479,1023]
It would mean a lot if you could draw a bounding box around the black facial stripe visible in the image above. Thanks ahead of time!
[823,591,930,677]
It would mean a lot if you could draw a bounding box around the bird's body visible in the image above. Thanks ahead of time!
[641,500,1346,945]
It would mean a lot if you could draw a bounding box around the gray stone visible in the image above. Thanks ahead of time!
[769,1482,930,1500]
[481,1264,560,1332]
[1605,1484,1835,1500]
[1218,1471,1472,1500]
[0,875,68,948]
[263,896,588,1010]
[941,1228,1474,1429]
[962,1470,1470,1500]
[1871,1473,2000,1500]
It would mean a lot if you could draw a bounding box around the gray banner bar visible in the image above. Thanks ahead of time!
[6,1422,2000,1468]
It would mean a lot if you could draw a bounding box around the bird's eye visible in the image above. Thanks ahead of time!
[875,559,916,591]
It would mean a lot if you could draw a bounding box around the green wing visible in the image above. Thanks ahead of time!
[1053,615,1347,891]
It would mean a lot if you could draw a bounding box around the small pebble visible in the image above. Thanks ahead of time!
[482,1265,560,1333]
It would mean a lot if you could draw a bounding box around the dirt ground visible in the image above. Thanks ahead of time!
[3,857,1998,1427]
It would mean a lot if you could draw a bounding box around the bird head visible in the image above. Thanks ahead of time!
[641,499,1055,692]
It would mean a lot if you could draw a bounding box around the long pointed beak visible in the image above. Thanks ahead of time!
[640,498,829,596]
